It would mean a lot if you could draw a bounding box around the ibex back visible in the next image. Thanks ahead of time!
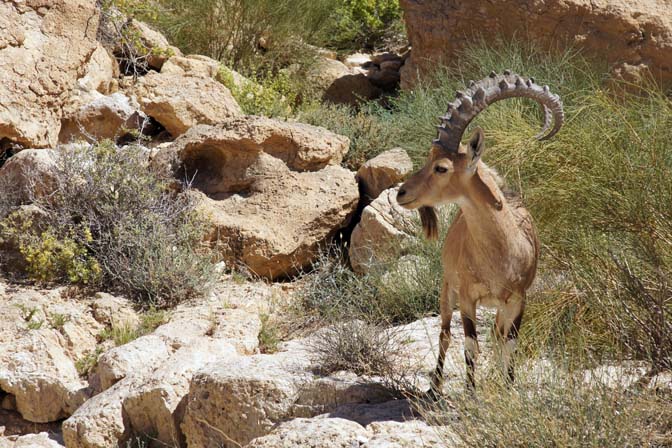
[396,71,564,392]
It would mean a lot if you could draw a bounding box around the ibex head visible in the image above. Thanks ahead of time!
[396,70,564,239]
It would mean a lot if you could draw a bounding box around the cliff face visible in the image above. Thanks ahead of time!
[400,0,672,87]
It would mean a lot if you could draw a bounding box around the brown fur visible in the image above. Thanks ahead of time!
[396,128,539,392]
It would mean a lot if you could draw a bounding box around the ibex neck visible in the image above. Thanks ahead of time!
[459,172,515,248]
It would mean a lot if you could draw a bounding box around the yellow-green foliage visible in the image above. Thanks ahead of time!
[217,66,296,117]
[320,0,404,51]
[20,230,101,285]
[2,214,101,285]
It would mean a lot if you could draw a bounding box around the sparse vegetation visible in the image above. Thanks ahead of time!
[258,313,280,354]
[425,366,672,447]
[0,141,218,307]
[98,308,168,346]
[75,346,105,377]
[48,312,71,332]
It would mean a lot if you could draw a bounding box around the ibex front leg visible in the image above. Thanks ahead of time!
[429,282,456,396]
[460,300,479,389]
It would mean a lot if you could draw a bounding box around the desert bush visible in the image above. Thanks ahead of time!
[310,320,403,379]
[317,0,405,52]
[425,365,672,447]
[0,141,218,307]
[299,227,445,326]
[97,0,174,76]
[147,0,331,71]
[217,66,298,118]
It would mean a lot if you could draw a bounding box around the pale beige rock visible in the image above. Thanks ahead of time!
[181,350,313,447]
[0,329,89,423]
[356,148,413,200]
[160,55,220,79]
[78,44,118,95]
[0,288,100,423]
[94,335,173,392]
[0,432,65,448]
[131,20,182,71]
[0,0,99,147]
[0,149,58,201]
[247,418,367,448]
[62,375,142,448]
[59,93,145,143]
[400,0,672,88]
[152,119,357,279]
[91,293,140,328]
[123,341,238,448]
[344,53,373,68]
[181,340,394,447]
[364,420,445,447]
[349,187,417,274]
[128,71,242,137]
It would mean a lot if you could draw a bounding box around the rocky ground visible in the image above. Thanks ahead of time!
[0,274,484,448]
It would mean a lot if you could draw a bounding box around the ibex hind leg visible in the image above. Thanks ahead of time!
[460,300,479,390]
[495,295,525,383]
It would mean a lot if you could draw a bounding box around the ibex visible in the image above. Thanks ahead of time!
[396,71,564,392]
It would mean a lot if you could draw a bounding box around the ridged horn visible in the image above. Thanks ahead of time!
[435,71,564,151]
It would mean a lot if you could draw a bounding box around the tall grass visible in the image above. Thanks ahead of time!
[426,365,672,447]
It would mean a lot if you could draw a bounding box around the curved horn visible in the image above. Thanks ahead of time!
[435,71,564,152]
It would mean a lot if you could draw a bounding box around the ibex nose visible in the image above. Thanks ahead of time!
[397,188,406,197]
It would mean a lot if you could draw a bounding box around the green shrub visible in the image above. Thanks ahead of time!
[217,66,297,118]
[147,0,332,70]
[0,141,219,307]
[317,0,405,52]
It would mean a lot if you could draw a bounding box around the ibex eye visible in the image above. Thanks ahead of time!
[435,166,448,174]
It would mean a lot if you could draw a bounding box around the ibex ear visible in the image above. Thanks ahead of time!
[467,127,485,168]
[474,164,503,211]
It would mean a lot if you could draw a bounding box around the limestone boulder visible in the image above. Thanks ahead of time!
[62,374,141,448]
[0,149,58,202]
[152,119,357,279]
[181,340,393,448]
[91,293,140,329]
[160,55,221,79]
[123,341,238,448]
[59,93,146,143]
[349,187,417,274]
[0,289,101,423]
[0,0,99,148]
[246,418,367,448]
[400,0,672,88]
[94,335,173,392]
[324,74,382,107]
[77,44,119,95]
[306,58,354,92]
[356,148,413,200]
[181,349,313,448]
[131,20,182,71]
[0,433,65,448]
[127,72,242,137]
[247,402,448,448]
